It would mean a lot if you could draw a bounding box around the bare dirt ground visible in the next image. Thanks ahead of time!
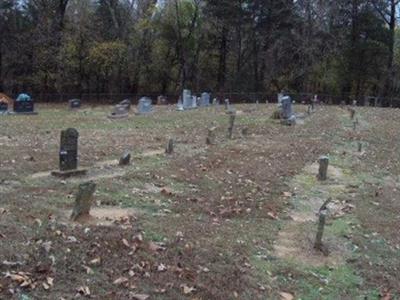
[0,104,399,299]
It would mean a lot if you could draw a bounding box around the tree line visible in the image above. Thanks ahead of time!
[1,0,400,101]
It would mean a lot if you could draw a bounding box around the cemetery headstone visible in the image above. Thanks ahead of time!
[353,120,357,131]
[70,181,96,222]
[51,128,87,177]
[69,99,81,109]
[192,96,198,109]
[166,138,174,154]
[224,99,230,111]
[177,98,184,111]
[228,111,236,139]
[137,97,153,114]
[206,127,217,145]
[60,128,78,171]
[280,96,296,125]
[200,93,210,107]
[349,108,355,120]
[183,89,192,110]
[108,104,129,119]
[119,151,131,166]
[157,95,168,105]
[277,92,284,104]
[14,93,36,114]
[312,95,317,110]
[317,156,329,181]
[119,99,131,111]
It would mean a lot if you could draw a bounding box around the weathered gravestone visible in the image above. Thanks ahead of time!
[69,99,81,109]
[108,104,129,119]
[277,92,284,104]
[177,98,184,111]
[183,89,192,110]
[157,95,168,105]
[280,96,296,125]
[206,127,217,145]
[70,181,96,222]
[137,97,153,114]
[119,99,131,111]
[166,138,174,154]
[192,96,198,109]
[314,198,332,256]
[317,156,329,181]
[200,93,211,107]
[227,111,236,139]
[119,151,131,166]
[224,99,230,111]
[51,128,87,177]
[14,93,36,114]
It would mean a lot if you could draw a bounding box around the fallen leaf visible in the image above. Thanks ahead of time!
[130,293,149,300]
[46,277,54,286]
[113,277,129,285]
[182,284,196,295]
[148,241,165,253]
[122,239,130,248]
[280,291,294,300]
[89,257,101,265]
[77,286,91,296]
[267,212,278,220]
[42,282,50,290]
[157,263,167,272]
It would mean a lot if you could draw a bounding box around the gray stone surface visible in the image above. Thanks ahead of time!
[59,128,79,171]
[206,127,217,145]
[157,95,168,105]
[280,96,296,125]
[70,181,96,221]
[317,156,329,181]
[69,99,81,109]
[165,138,174,154]
[177,99,184,111]
[109,104,129,119]
[200,93,210,107]
[119,151,131,166]
[192,96,198,109]
[183,89,192,109]
[224,99,230,110]
[137,97,153,114]
[119,99,131,110]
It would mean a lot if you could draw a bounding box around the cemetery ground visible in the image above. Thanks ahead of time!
[0,103,399,300]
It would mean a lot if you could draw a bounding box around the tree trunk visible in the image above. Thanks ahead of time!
[217,26,228,93]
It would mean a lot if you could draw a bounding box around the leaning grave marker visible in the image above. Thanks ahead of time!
[108,104,129,119]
